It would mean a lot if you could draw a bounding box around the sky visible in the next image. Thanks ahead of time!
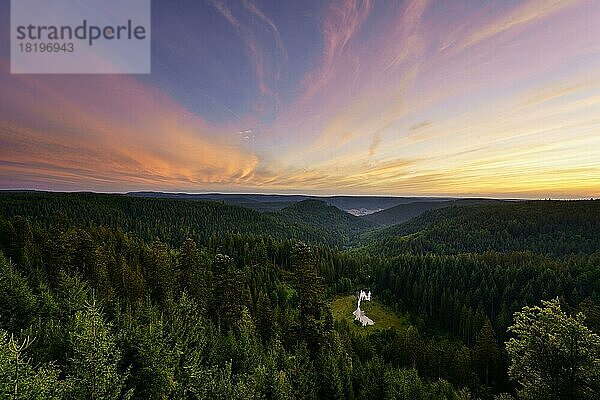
[0,0,599,198]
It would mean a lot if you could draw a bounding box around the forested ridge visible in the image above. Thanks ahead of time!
[0,192,598,399]
[0,192,353,247]
[274,200,377,241]
[363,200,600,257]
[360,199,504,227]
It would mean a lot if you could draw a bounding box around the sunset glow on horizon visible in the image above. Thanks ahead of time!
[1,0,599,198]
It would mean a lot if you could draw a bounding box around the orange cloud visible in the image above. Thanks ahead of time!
[0,70,258,191]
[1,0,599,198]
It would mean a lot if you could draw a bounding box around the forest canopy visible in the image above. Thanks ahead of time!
[0,192,598,399]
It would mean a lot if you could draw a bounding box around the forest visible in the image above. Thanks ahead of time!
[0,191,598,399]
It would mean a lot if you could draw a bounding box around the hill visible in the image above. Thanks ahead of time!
[0,191,345,246]
[363,200,600,257]
[127,191,455,215]
[127,192,301,212]
[274,199,377,241]
[361,198,506,227]
[1,191,599,398]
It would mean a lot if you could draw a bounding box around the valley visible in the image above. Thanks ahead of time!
[0,191,598,399]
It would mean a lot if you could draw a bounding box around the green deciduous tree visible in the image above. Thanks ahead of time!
[506,298,600,399]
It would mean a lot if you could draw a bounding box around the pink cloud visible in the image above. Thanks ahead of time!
[300,0,372,100]
[0,64,259,191]
[242,0,287,62]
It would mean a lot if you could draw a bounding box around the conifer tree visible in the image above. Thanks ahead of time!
[116,296,183,399]
[255,291,274,344]
[291,242,326,351]
[66,295,131,399]
[146,238,176,305]
[212,254,247,333]
[291,242,325,317]
[474,319,499,386]
[0,253,37,332]
[0,330,63,399]
[177,238,210,303]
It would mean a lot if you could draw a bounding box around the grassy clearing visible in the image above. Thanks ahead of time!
[330,294,409,334]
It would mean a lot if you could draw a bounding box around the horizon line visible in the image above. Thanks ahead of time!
[1,188,598,201]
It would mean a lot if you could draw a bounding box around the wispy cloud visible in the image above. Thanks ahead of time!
[1,0,599,197]
[300,0,372,100]
[456,0,580,52]
[242,0,287,62]
[207,0,272,95]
